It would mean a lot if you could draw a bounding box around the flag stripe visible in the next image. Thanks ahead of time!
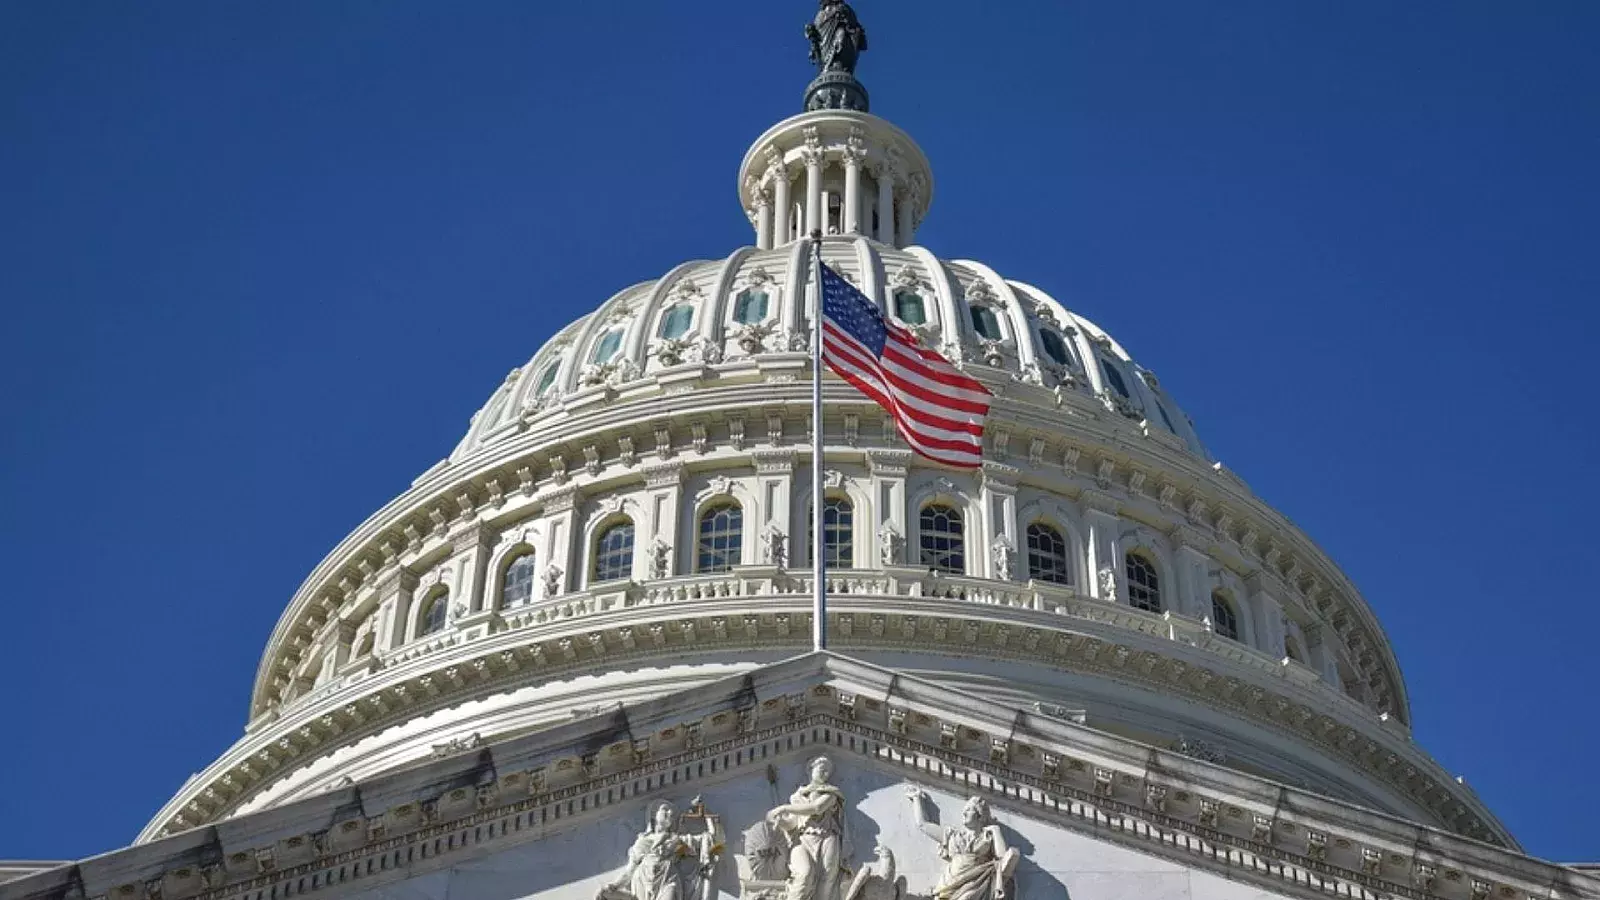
[824,353,987,463]
[818,262,991,468]
[823,334,986,441]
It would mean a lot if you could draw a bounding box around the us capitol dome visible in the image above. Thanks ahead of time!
[151,6,1482,851]
[15,7,1597,900]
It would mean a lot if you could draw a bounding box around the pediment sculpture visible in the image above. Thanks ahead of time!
[597,797,724,900]
[906,788,1019,900]
[601,752,1036,890]
[742,755,850,900]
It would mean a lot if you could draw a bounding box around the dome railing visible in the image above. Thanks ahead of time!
[317,569,1373,724]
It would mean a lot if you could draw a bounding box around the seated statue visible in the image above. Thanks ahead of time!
[906,788,1021,900]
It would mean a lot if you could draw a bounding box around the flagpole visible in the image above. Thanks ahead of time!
[810,229,827,652]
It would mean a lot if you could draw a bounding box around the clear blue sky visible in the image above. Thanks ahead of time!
[2,0,1596,863]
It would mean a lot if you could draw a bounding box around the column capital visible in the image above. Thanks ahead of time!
[642,461,684,488]
[375,567,419,597]
[1079,488,1122,516]
[538,483,582,514]
[866,448,912,477]
[1170,524,1212,553]
[446,521,496,554]
[978,462,1020,493]
[752,448,797,475]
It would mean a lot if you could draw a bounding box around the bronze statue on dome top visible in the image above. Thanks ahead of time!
[806,0,868,76]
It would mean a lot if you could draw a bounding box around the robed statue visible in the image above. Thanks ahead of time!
[598,798,723,900]
[806,0,868,75]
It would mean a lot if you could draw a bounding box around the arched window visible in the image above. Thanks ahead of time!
[920,504,965,574]
[1210,590,1239,640]
[417,589,449,637]
[696,503,743,573]
[733,289,769,324]
[501,552,537,610]
[807,497,855,567]
[355,632,375,657]
[893,290,927,325]
[970,306,1003,341]
[1025,522,1072,586]
[659,305,694,340]
[534,364,559,396]
[593,521,635,583]
[1039,329,1075,367]
[592,328,624,364]
[1100,360,1131,398]
[1124,552,1161,613]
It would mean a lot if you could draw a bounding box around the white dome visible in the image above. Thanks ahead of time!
[139,107,1513,852]
[450,239,1208,467]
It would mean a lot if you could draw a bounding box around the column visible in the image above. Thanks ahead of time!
[1081,491,1122,601]
[753,450,796,566]
[979,468,1018,580]
[642,462,684,578]
[373,569,419,653]
[896,189,914,248]
[755,188,774,250]
[540,485,581,597]
[1171,527,1211,619]
[446,523,495,614]
[318,620,357,682]
[1247,573,1288,658]
[875,166,895,244]
[867,450,912,567]
[804,149,825,239]
[1305,625,1342,686]
[772,161,792,246]
[843,149,864,235]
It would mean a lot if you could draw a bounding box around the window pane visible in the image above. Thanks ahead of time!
[1125,553,1162,613]
[734,290,769,324]
[1040,330,1074,367]
[535,365,559,396]
[502,553,537,610]
[1025,523,1072,586]
[971,306,1003,340]
[594,522,635,582]
[824,497,853,567]
[808,497,855,568]
[919,504,965,574]
[419,592,448,636]
[660,305,693,340]
[697,504,743,573]
[894,291,926,325]
[593,329,623,364]
[1211,592,1239,640]
[1101,360,1131,398]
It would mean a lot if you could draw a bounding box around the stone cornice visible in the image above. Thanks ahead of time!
[40,658,1580,900]
[157,582,1502,848]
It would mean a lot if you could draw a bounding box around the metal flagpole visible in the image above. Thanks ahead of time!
[810,230,827,652]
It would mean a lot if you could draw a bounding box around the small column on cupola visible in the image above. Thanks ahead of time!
[736,1,934,250]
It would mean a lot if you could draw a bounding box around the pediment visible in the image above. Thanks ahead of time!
[4,654,1593,900]
[313,758,1294,900]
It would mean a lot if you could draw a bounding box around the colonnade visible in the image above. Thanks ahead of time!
[748,125,926,250]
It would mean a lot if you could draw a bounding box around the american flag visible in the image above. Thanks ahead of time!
[818,262,991,468]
